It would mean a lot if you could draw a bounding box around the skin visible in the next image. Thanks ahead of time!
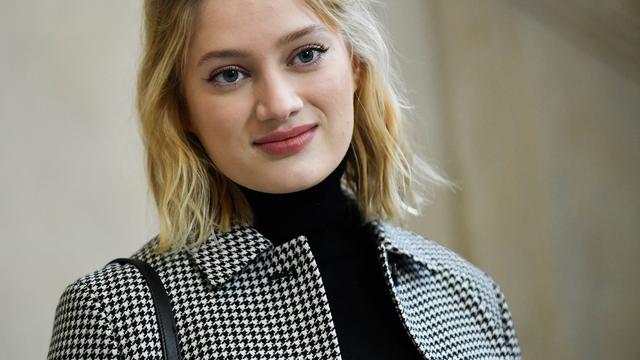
[183,0,360,193]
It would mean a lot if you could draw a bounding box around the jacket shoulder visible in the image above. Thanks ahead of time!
[55,235,169,295]
[48,264,134,359]
[48,237,169,360]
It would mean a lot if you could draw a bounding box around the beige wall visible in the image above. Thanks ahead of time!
[1,1,638,359]
[0,2,153,359]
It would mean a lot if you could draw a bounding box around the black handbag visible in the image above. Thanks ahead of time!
[108,258,182,360]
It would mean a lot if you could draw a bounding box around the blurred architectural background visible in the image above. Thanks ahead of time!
[1,1,638,359]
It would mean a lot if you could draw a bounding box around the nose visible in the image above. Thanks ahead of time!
[254,71,303,122]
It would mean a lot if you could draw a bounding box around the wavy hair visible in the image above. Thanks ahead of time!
[137,0,450,253]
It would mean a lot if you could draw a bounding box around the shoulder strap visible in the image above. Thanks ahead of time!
[108,258,182,360]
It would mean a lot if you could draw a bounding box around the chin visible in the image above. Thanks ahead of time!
[258,176,321,194]
[251,166,329,194]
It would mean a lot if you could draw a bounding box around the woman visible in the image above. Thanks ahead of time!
[48,0,520,359]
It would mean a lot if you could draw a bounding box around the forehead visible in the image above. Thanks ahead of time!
[192,0,327,48]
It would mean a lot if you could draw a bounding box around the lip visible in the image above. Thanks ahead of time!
[253,124,318,156]
[254,124,318,144]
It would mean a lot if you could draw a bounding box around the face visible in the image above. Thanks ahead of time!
[183,0,359,194]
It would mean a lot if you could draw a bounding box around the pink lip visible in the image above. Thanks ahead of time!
[253,124,317,156]
[254,124,317,144]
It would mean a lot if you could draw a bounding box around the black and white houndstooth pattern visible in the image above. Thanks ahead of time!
[48,221,521,359]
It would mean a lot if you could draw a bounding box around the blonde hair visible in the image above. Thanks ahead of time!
[137,0,449,253]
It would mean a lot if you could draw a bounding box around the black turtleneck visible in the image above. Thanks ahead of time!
[239,160,424,359]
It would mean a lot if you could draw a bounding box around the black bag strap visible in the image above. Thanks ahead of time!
[108,258,181,360]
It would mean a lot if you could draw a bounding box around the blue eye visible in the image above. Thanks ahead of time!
[297,49,316,63]
[220,69,239,82]
[205,44,329,88]
[207,67,248,86]
[291,44,329,66]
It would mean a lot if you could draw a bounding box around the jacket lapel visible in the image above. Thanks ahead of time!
[186,226,342,359]
[372,221,505,359]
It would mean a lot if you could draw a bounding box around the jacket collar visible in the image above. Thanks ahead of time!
[186,225,274,289]
[368,221,448,273]
[186,220,441,290]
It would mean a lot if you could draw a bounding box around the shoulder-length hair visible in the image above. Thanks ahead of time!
[138,0,449,253]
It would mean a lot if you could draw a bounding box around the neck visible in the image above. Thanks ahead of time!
[238,159,360,246]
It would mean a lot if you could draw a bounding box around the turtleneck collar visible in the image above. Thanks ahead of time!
[238,157,361,247]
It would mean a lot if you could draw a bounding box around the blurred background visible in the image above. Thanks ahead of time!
[1,1,638,359]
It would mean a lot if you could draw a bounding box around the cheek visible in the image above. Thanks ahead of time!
[309,65,356,121]
[188,95,250,158]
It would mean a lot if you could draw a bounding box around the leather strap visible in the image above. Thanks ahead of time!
[108,258,181,360]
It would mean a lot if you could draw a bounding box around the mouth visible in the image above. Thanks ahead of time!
[253,123,318,144]
[253,124,318,156]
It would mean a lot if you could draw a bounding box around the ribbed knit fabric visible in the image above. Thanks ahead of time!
[239,160,424,359]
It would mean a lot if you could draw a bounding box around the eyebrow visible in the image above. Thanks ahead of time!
[196,24,329,67]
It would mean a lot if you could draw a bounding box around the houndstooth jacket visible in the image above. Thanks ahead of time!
[48,221,521,360]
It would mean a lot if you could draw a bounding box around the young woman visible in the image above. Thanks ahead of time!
[48,0,520,359]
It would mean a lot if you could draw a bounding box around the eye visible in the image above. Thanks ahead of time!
[290,44,329,66]
[207,66,249,87]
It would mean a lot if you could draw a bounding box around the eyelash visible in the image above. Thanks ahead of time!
[205,43,330,87]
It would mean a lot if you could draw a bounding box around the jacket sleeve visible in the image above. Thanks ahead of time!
[48,279,120,360]
[491,280,522,359]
